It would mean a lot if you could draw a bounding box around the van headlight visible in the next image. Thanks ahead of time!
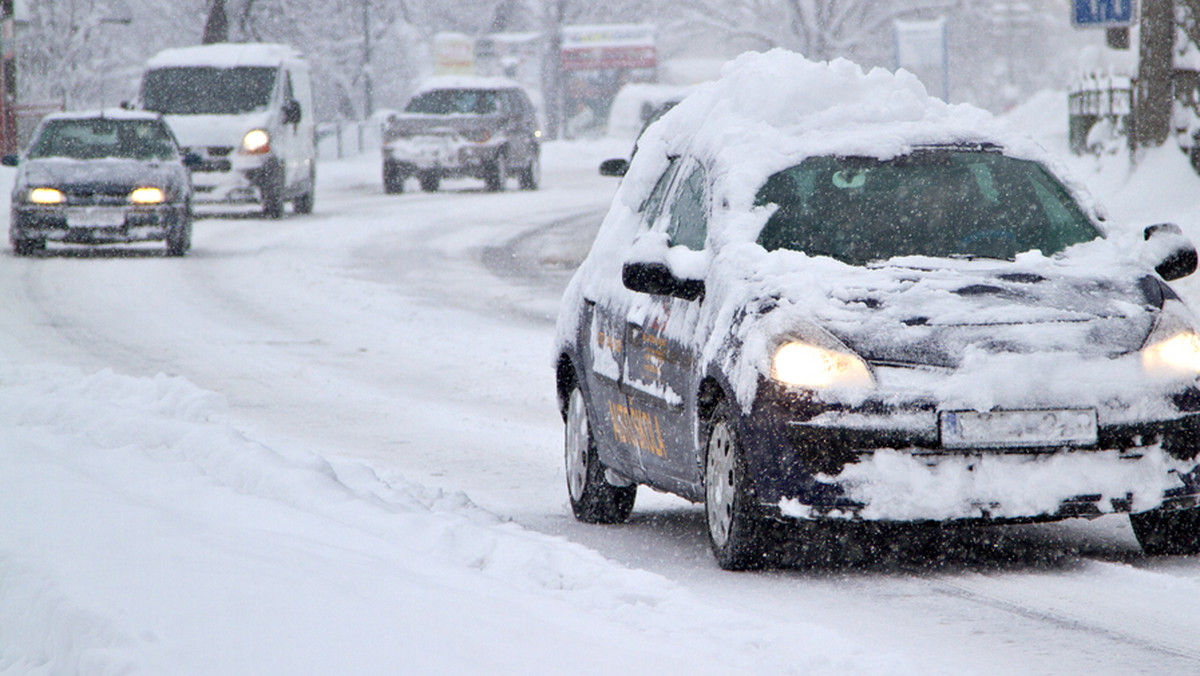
[241,129,270,154]
[772,341,874,388]
[1142,305,1200,377]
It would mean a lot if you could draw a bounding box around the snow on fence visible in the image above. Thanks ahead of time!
[316,119,383,159]
[1068,74,1133,155]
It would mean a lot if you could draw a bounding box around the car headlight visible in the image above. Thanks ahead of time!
[129,187,165,204]
[241,129,270,154]
[772,341,874,388]
[1142,307,1200,376]
[28,187,64,205]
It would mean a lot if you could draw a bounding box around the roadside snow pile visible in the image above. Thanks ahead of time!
[0,364,905,675]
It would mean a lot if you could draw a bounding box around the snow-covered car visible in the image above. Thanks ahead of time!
[5,110,196,256]
[381,77,540,193]
[554,51,1200,570]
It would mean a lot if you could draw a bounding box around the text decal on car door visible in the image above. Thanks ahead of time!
[608,400,667,458]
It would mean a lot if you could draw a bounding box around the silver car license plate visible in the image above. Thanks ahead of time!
[940,409,1098,449]
[66,207,125,228]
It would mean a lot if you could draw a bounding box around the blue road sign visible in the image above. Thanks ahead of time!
[1073,0,1136,27]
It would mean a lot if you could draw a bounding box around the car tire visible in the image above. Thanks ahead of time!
[518,152,540,191]
[705,398,769,570]
[1130,505,1200,555]
[418,171,440,193]
[383,161,405,194]
[12,238,45,256]
[565,386,636,524]
[165,209,192,257]
[484,153,506,192]
[261,163,285,219]
[294,167,316,214]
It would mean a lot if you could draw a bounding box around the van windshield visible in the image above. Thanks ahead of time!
[142,66,277,115]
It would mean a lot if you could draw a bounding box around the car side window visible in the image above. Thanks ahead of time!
[667,163,709,251]
[638,157,679,229]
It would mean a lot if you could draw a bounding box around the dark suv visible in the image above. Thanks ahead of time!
[381,78,541,193]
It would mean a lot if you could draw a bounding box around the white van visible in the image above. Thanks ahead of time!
[138,43,316,217]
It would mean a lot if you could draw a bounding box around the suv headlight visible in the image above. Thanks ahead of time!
[1142,305,1200,377]
[772,340,873,388]
[241,129,270,154]
[129,187,165,204]
[28,187,65,204]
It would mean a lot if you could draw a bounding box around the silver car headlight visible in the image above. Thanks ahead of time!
[1141,305,1200,377]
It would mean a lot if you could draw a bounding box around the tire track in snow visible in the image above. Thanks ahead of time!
[928,564,1200,667]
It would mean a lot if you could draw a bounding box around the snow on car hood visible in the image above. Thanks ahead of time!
[18,157,186,190]
[709,237,1187,412]
[163,111,271,148]
[790,254,1157,369]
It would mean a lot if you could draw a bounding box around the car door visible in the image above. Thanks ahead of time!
[584,157,681,481]
[622,158,708,487]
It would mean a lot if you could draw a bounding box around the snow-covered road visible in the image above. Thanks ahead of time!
[2,138,1198,675]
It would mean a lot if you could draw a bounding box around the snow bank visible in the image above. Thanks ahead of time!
[0,363,904,674]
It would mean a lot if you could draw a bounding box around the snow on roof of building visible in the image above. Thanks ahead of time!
[145,43,304,69]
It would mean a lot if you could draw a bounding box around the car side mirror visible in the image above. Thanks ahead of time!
[182,152,203,169]
[283,99,302,125]
[1,154,18,167]
[599,158,629,177]
[622,260,704,301]
[1144,223,1198,281]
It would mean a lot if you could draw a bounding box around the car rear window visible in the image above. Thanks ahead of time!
[755,150,1100,264]
[29,119,179,161]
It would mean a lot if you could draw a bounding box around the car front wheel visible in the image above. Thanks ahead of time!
[565,386,635,523]
[485,153,507,192]
[705,398,769,570]
[165,210,191,257]
[1130,505,1200,555]
[518,152,540,190]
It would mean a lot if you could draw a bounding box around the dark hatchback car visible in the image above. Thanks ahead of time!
[555,53,1200,570]
[6,110,195,256]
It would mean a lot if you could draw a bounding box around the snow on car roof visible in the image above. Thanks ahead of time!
[145,42,303,69]
[625,49,1055,216]
[413,76,525,94]
[41,108,163,122]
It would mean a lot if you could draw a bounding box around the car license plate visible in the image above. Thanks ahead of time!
[940,409,1098,449]
[66,207,125,228]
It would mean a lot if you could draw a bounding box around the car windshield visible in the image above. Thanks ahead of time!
[28,118,179,161]
[755,150,1100,264]
[142,66,277,115]
[405,89,498,115]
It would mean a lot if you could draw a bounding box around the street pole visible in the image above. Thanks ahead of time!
[1134,0,1174,149]
[362,0,374,119]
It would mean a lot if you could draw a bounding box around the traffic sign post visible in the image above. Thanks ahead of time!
[1073,0,1137,28]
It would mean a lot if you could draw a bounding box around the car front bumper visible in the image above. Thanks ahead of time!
[741,376,1200,522]
[11,204,188,245]
[383,137,501,175]
[188,151,273,204]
